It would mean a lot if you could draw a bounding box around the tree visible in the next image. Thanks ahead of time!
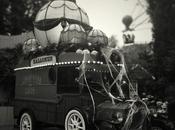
[146,0,175,100]
[0,0,48,35]
[121,43,156,96]
[108,35,119,48]
[0,44,23,101]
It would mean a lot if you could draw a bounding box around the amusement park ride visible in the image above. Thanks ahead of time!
[14,0,151,130]
[122,0,151,44]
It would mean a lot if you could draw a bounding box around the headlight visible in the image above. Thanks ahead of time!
[150,108,157,117]
[112,112,124,123]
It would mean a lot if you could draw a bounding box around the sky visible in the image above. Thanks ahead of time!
[77,0,153,46]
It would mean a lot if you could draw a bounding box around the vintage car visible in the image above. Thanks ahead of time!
[14,52,149,130]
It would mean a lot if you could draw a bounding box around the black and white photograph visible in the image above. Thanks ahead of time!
[0,0,174,130]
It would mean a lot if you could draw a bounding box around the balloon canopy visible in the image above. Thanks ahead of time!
[122,15,133,31]
[34,0,91,47]
[87,29,108,47]
[60,24,87,46]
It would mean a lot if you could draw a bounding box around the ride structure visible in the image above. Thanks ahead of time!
[122,0,151,45]
[14,0,150,130]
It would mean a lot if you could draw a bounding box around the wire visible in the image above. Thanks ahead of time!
[131,2,139,16]
[134,27,151,31]
[137,0,146,10]
[132,11,146,24]
[133,17,150,29]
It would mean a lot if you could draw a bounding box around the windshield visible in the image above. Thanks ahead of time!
[83,71,129,99]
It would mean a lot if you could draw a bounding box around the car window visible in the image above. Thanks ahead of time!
[57,67,79,93]
[33,67,56,85]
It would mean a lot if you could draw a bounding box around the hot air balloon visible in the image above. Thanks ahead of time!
[34,0,91,47]
[87,29,108,47]
[60,24,87,47]
[122,15,133,31]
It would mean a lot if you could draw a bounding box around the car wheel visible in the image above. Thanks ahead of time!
[20,111,35,130]
[65,109,86,130]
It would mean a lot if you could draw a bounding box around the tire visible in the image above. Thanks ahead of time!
[20,111,35,130]
[65,109,87,130]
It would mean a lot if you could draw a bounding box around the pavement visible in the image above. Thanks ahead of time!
[14,126,63,130]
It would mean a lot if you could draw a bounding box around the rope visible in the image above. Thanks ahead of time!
[122,100,137,130]
[83,74,96,122]
[76,46,150,129]
[101,48,125,98]
[78,52,96,122]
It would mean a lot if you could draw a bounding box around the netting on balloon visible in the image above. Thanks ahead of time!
[39,2,51,12]
[38,1,88,17]
[34,0,90,32]
[60,30,87,45]
[88,30,108,47]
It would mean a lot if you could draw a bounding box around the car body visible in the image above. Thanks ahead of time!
[14,52,149,130]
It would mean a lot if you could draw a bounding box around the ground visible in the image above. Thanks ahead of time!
[14,126,63,130]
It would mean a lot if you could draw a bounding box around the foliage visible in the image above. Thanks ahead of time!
[0,0,48,35]
[108,35,119,48]
[0,44,23,96]
[146,0,175,100]
[121,43,156,96]
[122,43,154,70]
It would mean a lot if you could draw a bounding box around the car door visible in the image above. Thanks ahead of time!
[56,66,81,125]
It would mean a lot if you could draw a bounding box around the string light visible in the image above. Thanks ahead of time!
[14,60,105,71]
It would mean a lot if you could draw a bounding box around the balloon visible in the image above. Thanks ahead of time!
[60,24,87,46]
[34,0,91,47]
[122,15,133,30]
[87,29,108,47]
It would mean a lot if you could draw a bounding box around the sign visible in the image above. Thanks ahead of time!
[31,55,56,67]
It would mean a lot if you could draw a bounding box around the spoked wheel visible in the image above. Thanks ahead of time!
[20,112,35,130]
[65,109,86,130]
